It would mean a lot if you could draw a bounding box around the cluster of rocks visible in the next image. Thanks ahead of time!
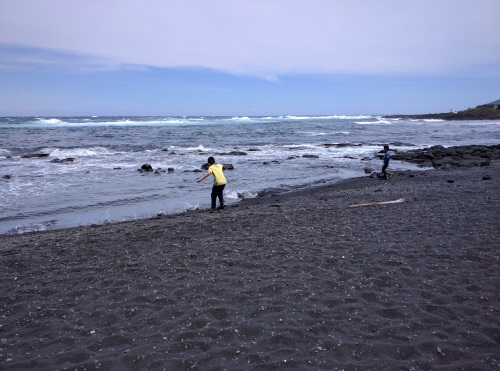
[12,153,74,164]
[392,144,500,168]
[218,151,248,156]
[158,144,379,168]
[42,143,495,177]
[138,164,175,174]
[319,143,362,148]
[161,149,254,157]
[2,154,77,180]
[11,145,499,182]
[50,158,75,163]
[138,162,236,175]
[285,154,320,161]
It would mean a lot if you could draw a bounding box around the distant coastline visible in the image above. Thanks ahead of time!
[383,107,500,121]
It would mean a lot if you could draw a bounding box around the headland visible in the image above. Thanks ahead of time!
[384,107,500,121]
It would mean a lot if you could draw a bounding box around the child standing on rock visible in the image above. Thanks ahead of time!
[197,157,227,210]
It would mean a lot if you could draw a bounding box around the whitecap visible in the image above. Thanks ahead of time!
[283,143,319,149]
[331,115,373,119]
[154,118,191,124]
[286,115,309,120]
[229,116,252,121]
[286,115,373,120]
[298,131,350,136]
[44,147,114,157]
[178,144,212,152]
[36,118,64,125]
[354,120,391,125]
[315,115,373,120]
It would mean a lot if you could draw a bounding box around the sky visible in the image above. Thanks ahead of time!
[0,0,499,116]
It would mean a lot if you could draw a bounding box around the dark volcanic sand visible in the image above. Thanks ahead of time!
[1,148,499,370]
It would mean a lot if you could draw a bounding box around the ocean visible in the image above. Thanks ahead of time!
[1,115,499,235]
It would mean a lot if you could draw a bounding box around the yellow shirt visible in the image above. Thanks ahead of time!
[208,164,227,186]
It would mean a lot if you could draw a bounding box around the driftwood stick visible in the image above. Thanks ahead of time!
[349,198,405,208]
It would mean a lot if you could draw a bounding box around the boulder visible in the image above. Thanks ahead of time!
[370,172,387,179]
[50,158,75,163]
[151,168,173,174]
[219,151,247,156]
[2,175,11,180]
[138,164,153,172]
[320,143,362,148]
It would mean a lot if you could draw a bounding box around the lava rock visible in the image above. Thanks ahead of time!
[21,153,49,158]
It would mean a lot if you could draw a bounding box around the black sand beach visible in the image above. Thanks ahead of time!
[1,146,499,370]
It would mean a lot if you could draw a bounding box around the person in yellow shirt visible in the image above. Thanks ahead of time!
[197,157,227,210]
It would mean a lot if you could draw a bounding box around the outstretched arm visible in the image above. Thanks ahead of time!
[197,171,211,183]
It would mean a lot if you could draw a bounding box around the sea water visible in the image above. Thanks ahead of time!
[1,115,499,234]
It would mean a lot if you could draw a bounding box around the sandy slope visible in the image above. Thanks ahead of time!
[1,153,499,370]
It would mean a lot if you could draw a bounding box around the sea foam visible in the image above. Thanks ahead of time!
[44,147,114,157]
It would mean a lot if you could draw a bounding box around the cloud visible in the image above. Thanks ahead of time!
[1,0,499,78]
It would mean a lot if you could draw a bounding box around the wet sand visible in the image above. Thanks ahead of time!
[1,151,499,370]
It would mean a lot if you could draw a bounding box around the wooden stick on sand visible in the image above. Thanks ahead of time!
[349,198,405,208]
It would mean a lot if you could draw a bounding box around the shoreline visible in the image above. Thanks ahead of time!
[3,144,500,237]
[1,147,499,369]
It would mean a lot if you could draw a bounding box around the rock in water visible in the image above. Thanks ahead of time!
[140,164,153,172]
[21,153,49,158]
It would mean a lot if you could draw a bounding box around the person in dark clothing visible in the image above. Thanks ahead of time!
[382,144,390,179]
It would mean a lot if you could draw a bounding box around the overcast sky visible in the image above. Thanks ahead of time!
[1,0,499,116]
